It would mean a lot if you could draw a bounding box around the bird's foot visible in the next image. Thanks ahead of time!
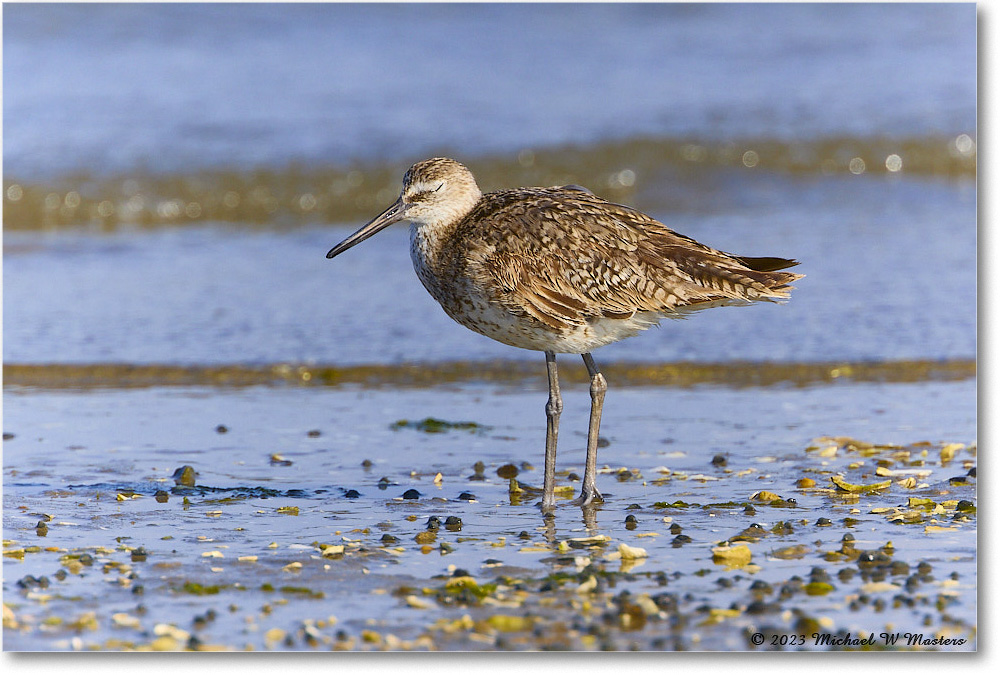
[574,487,604,507]
[538,497,557,515]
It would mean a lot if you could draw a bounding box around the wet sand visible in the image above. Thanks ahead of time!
[3,375,976,651]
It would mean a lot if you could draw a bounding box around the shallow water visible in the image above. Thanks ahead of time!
[2,170,977,366]
[3,378,977,651]
[2,3,976,179]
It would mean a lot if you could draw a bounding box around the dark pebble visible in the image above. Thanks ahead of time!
[15,575,34,589]
[451,567,472,577]
[948,475,970,485]
[841,533,855,543]
[307,429,321,438]
[671,534,692,546]
[361,459,373,469]
[624,515,638,530]
[518,530,531,539]
[445,516,463,531]
[626,503,642,510]
[497,464,519,479]
[215,425,228,434]
[132,584,144,596]
[131,547,148,562]
[816,517,832,526]
[426,516,441,530]
[343,489,361,499]
[567,472,581,482]
[79,553,94,566]
[716,577,734,588]
[966,467,976,477]
[377,477,391,490]
[597,436,610,448]
[154,490,169,503]
[956,499,975,512]
[473,461,485,473]
[710,454,727,467]
[809,567,830,582]
[837,568,857,583]
[457,491,476,501]
[749,580,773,594]
[743,505,756,515]
[54,569,67,581]
[35,522,48,536]
[2,432,14,440]
[917,561,933,576]
[669,523,682,535]
[520,461,534,471]
[401,489,421,500]
[380,534,399,545]
[890,561,910,576]
[779,579,804,599]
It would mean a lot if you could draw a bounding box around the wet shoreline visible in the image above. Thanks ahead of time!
[2,358,977,391]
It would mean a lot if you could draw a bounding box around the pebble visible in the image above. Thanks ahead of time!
[343,489,361,499]
[624,515,638,530]
[444,516,463,531]
[307,429,321,437]
[401,489,421,500]
[215,424,228,434]
[154,490,169,503]
[457,492,476,501]
[172,465,197,487]
[710,454,727,467]
[497,464,519,479]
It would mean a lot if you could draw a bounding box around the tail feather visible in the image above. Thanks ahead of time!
[735,256,801,273]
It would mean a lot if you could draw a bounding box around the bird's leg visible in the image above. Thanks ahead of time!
[578,353,606,506]
[541,351,562,513]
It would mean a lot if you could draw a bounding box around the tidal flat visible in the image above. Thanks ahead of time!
[3,376,976,651]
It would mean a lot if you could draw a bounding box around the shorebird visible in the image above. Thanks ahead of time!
[327,158,802,511]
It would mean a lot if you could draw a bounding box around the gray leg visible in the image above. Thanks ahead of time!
[541,351,562,512]
[579,353,606,505]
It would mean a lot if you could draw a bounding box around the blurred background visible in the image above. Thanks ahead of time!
[3,2,976,368]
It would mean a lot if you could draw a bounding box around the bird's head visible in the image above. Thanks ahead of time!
[326,157,482,259]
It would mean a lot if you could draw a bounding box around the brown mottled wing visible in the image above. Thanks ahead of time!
[475,188,801,329]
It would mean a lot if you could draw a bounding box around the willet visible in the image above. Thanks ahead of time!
[327,157,802,511]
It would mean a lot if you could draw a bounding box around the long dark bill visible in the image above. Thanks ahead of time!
[326,198,406,259]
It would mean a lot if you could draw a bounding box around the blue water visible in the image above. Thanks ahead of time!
[3,3,977,179]
[1,3,977,367]
[2,171,976,365]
